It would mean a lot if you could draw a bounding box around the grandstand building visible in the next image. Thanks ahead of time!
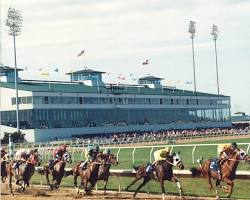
[0,64,231,142]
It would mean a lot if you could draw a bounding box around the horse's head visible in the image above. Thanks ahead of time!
[107,154,119,166]
[172,152,184,170]
[236,148,248,161]
[63,152,72,164]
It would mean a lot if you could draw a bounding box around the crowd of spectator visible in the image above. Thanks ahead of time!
[66,126,250,146]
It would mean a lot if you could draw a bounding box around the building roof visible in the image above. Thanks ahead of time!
[65,68,105,75]
[0,64,24,72]
[0,80,229,97]
[139,76,163,81]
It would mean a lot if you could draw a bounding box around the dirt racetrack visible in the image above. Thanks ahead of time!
[1,185,231,200]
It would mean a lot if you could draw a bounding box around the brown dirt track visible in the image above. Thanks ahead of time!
[0,185,229,200]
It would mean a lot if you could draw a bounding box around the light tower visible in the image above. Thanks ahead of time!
[211,24,220,96]
[188,21,197,94]
[6,7,23,156]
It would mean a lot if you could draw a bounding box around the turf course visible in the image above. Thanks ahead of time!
[21,138,250,198]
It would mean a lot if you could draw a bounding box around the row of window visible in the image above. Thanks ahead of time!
[11,96,230,106]
[1,108,230,129]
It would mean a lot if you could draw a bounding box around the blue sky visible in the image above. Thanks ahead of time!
[1,0,250,114]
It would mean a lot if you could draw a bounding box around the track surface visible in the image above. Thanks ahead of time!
[1,185,229,200]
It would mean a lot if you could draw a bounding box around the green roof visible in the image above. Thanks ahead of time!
[65,68,105,75]
[139,76,163,80]
[0,81,229,97]
[0,65,24,72]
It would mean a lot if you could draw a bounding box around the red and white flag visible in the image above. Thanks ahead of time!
[142,59,148,65]
[77,50,85,57]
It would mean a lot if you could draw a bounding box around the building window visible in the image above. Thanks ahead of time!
[44,96,49,104]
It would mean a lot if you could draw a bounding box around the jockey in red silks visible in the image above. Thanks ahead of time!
[49,144,67,170]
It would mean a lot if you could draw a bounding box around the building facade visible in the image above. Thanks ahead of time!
[0,66,231,142]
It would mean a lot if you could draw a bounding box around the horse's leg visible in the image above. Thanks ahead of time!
[222,177,233,198]
[172,175,182,198]
[45,169,53,190]
[133,176,151,198]
[159,178,165,200]
[125,174,143,191]
[86,180,96,195]
[74,173,79,194]
[8,173,14,196]
[103,179,108,194]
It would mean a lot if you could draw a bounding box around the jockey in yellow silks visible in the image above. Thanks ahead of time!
[215,142,237,180]
[146,147,171,173]
[153,147,171,162]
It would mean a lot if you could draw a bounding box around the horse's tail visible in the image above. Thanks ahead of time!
[190,167,202,177]
[133,166,140,171]
[64,169,73,177]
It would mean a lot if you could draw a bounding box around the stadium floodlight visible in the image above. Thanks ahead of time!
[188,21,197,94]
[6,7,23,156]
[211,24,220,96]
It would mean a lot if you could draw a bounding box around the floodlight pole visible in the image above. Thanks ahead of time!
[6,7,23,156]
[211,24,219,96]
[189,21,197,95]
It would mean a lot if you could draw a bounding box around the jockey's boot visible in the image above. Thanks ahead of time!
[49,160,57,170]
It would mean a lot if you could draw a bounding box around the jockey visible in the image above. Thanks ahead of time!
[146,147,171,173]
[80,144,99,169]
[1,147,8,159]
[14,148,37,184]
[216,142,238,180]
[49,144,67,170]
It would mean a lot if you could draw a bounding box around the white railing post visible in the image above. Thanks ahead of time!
[150,147,154,163]
[192,145,197,164]
[170,145,174,154]
[132,148,136,165]
[116,148,121,162]
[72,147,76,162]
[246,144,250,154]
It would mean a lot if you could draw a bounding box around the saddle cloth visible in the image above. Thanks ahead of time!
[209,158,219,171]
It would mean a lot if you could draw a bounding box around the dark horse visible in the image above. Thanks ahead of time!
[125,152,185,199]
[43,152,72,189]
[97,153,119,194]
[72,153,106,195]
[1,153,9,183]
[190,147,249,199]
[6,153,41,195]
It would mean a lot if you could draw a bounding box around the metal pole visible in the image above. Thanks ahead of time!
[214,39,219,96]
[8,133,14,157]
[13,35,20,133]
[191,37,197,94]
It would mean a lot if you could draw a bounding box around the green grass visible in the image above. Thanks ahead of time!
[19,138,250,198]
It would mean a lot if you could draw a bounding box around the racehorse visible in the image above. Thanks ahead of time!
[125,152,185,199]
[72,153,106,195]
[6,153,42,195]
[97,153,119,194]
[43,152,72,189]
[1,153,10,183]
[190,147,249,199]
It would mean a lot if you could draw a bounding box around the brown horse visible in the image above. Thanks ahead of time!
[125,152,185,199]
[72,153,106,195]
[43,152,72,189]
[6,153,41,195]
[190,147,249,199]
[97,153,119,194]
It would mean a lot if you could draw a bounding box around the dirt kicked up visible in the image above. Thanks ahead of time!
[1,186,238,200]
